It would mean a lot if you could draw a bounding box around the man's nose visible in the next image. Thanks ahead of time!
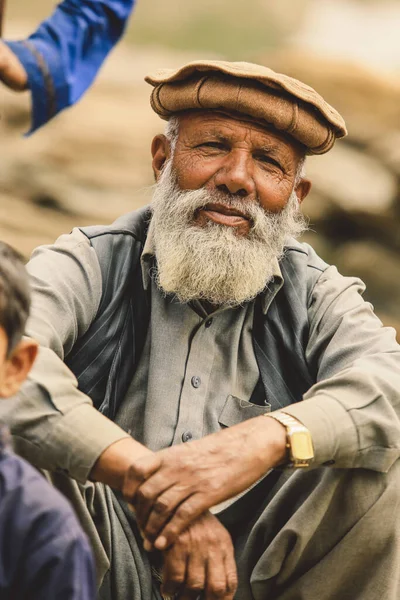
[213,151,256,197]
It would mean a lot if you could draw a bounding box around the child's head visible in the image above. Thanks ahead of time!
[0,242,37,398]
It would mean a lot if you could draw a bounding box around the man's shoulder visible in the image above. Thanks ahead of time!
[79,205,152,243]
[283,238,330,275]
[76,205,152,288]
[277,239,332,305]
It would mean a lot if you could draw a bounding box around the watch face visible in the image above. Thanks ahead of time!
[292,431,314,460]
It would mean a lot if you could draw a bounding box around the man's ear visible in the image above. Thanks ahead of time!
[294,178,312,204]
[0,339,38,398]
[151,134,171,181]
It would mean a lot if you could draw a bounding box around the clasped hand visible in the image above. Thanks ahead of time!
[123,416,285,550]
[123,417,285,599]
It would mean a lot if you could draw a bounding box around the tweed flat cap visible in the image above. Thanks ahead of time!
[145,60,347,155]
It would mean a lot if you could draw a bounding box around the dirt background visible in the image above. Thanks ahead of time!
[2,0,400,334]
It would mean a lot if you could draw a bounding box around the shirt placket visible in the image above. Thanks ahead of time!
[172,315,218,445]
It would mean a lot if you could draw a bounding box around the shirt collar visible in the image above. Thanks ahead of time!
[140,218,284,314]
[260,259,284,314]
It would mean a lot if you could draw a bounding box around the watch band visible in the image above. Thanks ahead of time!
[265,411,314,468]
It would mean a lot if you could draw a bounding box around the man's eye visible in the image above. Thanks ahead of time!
[198,141,226,150]
[256,155,283,170]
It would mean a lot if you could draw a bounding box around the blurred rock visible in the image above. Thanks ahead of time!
[371,132,400,176]
[302,192,337,224]
[334,241,400,319]
[305,145,397,215]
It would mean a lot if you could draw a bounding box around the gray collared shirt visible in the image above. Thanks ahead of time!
[2,223,400,483]
[115,220,273,450]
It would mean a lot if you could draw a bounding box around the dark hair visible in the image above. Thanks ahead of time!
[0,242,30,355]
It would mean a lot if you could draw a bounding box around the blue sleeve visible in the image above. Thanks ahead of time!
[4,0,135,134]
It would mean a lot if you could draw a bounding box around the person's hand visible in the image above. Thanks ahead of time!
[124,415,286,551]
[0,41,28,91]
[90,437,160,491]
[160,511,237,600]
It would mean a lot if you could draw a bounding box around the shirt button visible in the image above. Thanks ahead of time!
[191,376,201,388]
[205,318,213,328]
[182,431,193,443]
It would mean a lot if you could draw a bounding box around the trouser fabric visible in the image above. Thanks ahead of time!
[46,460,400,600]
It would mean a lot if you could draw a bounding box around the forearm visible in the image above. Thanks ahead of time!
[285,351,400,472]
[0,371,131,483]
[130,414,287,550]
[207,413,287,481]
[4,0,135,132]
[3,363,152,487]
[303,265,400,472]
[91,436,153,489]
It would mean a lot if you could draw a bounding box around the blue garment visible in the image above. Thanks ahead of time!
[0,424,96,599]
[5,0,136,133]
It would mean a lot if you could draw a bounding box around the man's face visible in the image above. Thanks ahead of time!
[166,111,309,235]
[150,111,310,307]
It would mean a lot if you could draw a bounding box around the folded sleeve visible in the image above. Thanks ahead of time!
[0,228,129,483]
[4,0,135,133]
[283,265,400,472]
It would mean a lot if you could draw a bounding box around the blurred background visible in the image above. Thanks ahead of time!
[1,0,400,335]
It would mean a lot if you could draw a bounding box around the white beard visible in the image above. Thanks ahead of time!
[151,160,308,306]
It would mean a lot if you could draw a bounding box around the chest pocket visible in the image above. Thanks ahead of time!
[218,394,271,428]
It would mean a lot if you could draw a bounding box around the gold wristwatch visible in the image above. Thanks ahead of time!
[266,411,314,468]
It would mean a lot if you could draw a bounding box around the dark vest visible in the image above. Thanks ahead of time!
[65,206,328,420]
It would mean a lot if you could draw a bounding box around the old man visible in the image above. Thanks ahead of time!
[2,60,400,600]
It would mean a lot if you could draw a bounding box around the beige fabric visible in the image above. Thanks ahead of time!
[145,60,347,154]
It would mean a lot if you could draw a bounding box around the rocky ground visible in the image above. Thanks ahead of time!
[1,42,400,337]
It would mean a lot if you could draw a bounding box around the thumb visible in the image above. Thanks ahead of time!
[122,453,162,501]
[0,41,28,91]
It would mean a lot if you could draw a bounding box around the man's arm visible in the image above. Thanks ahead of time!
[284,265,400,471]
[0,228,150,483]
[124,265,400,548]
[1,0,135,133]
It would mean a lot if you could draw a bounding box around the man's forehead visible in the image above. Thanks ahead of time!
[175,110,305,154]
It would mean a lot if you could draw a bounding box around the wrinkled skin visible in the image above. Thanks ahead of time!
[160,512,238,600]
[123,411,287,554]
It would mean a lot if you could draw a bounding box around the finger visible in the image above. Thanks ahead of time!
[0,43,28,91]
[122,454,161,501]
[154,494,206,550]
[178,547,206,600]
[135,479,176,532]
[205,553,232,600]
[223,549,238,599]
[144,487,193,543]
[161,541,188,598]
